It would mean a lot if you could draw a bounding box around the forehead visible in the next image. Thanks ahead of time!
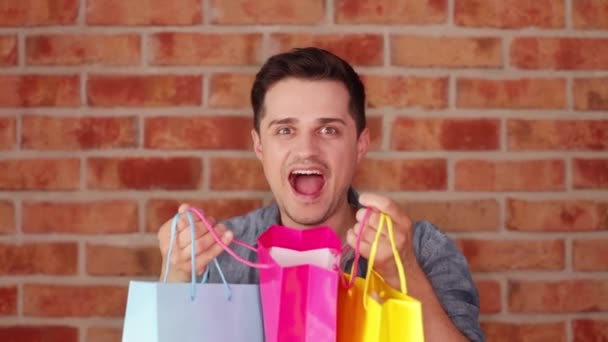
[262,78,351,122]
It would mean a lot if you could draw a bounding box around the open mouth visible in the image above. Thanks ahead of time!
[288,169,326,197]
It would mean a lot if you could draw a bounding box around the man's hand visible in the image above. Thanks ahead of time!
[347,193,473,341]
[345,193,417,289]
[157,203,234,282]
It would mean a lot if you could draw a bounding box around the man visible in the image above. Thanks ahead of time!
[157,47,484,341]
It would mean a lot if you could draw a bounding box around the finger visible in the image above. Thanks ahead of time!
[206,216,217,227]
[177,203,190,214]
[176,205,207,232]
[176,212,191,233]
[176,220,213,249]
[358,193,410,226]
[355,208,382,233]
[178,225,228,261]
[194,230,234,275]
[347,229,374,259]
[352,230,395,261]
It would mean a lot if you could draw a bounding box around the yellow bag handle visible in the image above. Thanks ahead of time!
[363,213,407,309]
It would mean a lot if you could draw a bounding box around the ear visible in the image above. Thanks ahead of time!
[356,127,370,164]
[251,128,263,160]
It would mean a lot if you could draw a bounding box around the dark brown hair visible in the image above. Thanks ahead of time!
[250,47,366,135]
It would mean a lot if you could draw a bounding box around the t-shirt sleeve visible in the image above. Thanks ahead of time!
[415,221,485,342]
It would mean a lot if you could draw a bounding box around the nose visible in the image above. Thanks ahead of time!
[292,131,321,159]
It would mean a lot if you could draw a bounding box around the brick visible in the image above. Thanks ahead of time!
[146,198,263,232]
[87,0,202,25]
[145,116,252,150]
[0,116,16,150]
[0,159,80,190]
[269,34,383,66]
[511,38,608,70]
[27,34,140,66]
[508,119,608,151]
[509,280,608,313]
[507,199,606,232]
[457,78,566,109]
[87,327,122,342]
[210,0,324,24]
[0,0,78,26]
[398,200,499,232]
[455,0,564,28]
[149,33,262,66]
[0,75,80,107]
[335,0,447,24]
[455,160,565,191]
[476,280,501,314]
[574,0,608,29]
[87,157,202,190]
[573,158,608,189]
[573,240,608,271]
[87,244,161,276]
[0,286,17,315]
[391,118,500,151]
[209,158,268,191]
[0,242,77,275]
[367,116,382,150]
[391,36,502,67]
[364,76,448,109]
[457,239,564,271]
[87,74,202,107]
[353,159,447,191]
[22,201,138,234]
[574,78,608,110]
[481,322,566,342]
[22,115,137,150]
[0,201,14,233]
[209,73,254,109]
[0,36,16,65]
[0,326,78,342]
[573,319,608,342]
[24,284,127,317]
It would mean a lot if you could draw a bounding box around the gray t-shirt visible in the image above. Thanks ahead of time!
[205,189,485,342]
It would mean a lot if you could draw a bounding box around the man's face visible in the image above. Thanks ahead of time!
[252,77,369,227]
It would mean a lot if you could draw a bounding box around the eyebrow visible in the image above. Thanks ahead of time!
[267,117,347,128]
[267,117,296,128]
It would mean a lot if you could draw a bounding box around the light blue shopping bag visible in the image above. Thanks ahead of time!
[121,209,266,342]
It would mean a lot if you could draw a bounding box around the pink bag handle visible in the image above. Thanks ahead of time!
[340,207,373,289]
[187,207,273,269]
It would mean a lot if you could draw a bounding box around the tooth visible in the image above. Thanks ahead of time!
[292,170,321,175]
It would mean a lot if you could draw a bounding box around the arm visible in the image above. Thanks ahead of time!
[386,223,484,342]
[349,193,484,342]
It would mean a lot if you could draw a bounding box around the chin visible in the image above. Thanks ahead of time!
[280,198,330,227]
[285,211,328,227]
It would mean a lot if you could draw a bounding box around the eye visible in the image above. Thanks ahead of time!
[277,127,292,135]
[320,126,337,135]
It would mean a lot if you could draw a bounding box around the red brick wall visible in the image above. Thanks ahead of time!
[0,0,607,341]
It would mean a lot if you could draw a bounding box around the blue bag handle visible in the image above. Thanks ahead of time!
[162,210,232,301]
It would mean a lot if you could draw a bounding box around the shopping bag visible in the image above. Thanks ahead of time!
[257,224,342,342]
[337,210,425,341]
[121,208,270,342]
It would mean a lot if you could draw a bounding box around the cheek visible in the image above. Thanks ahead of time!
[261,143,287,173]
[327,143,359,171]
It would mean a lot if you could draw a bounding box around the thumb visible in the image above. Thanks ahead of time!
[178,203,190,214]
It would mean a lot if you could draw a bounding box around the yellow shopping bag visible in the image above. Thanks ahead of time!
[337,212,424,341]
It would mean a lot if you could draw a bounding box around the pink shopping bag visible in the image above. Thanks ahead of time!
[257,225,342,342]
